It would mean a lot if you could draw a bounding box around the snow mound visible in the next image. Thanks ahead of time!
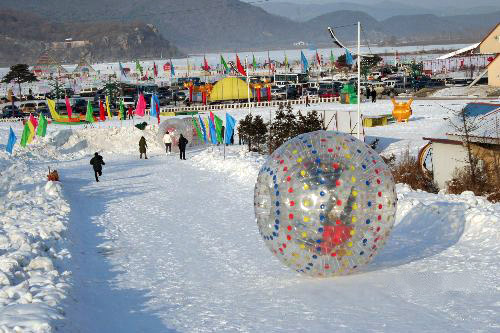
[190,146,266,185]
[0,154,71,332]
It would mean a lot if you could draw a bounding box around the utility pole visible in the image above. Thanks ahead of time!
[357,21,361,140]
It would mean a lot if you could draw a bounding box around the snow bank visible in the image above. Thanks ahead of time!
[190,145,266,185]
[0,153,71,332]
[431,85,499,98]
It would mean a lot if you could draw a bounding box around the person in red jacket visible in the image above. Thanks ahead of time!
[127,105,134,119]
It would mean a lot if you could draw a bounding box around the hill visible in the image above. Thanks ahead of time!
[0,10,182,66]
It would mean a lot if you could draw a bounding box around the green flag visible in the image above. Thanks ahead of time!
[330,50,335,64]
[220,55,229,74]
[20,123,30,147]
[135,60,143,76]
[119,100,125,120]
[85,100,95,123]
[284,53,289,68]
[192,116,203,140]
[37,113,47,137]
[214,114,223,143]
[252,54,257,69]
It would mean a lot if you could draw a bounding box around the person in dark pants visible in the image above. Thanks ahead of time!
[127,105,134,119]
[139,136,148,159]
[371,89,377,103]
[305,94,310,107]
[178,134,188,160]
[90,152,105,182]
[366,86,371,100]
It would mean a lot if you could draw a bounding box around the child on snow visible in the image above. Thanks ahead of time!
[139,136,148,159]
[163,131,172,154]
[90,152,105,182]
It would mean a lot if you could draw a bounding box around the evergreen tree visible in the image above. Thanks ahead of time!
[1,64,38,98]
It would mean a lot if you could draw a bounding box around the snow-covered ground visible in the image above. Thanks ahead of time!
[0,99,499,332]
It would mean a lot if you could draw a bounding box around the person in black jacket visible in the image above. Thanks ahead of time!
[139,136,148,159]
[178,134,188,160]
[90,152,105,182]
[371,89,377,103]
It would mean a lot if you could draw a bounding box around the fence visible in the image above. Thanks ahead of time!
[159,96,340,114]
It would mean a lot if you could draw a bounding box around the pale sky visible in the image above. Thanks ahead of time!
[245,0,499,8]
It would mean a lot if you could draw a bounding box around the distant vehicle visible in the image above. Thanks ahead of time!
[319,90,339,98]
[37,107,51,119]
[274,73,308,84]
[79,87,98,97]
[34,93,49,100]
[173,91,186,101]
[271,87,286,100]
[1,105,23,118]
[393,82,411,95]
[20,102,37,114]
[306,87,319,96]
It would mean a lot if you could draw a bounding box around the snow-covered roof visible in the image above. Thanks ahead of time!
[436,43,480,60]
[446,104,500,143]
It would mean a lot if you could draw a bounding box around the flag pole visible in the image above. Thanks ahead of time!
[246,56,251,114]
[357,21,361,140]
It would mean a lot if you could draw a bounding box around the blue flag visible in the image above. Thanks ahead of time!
[301,51,309,72]
[119,62,127,77]
[208,117,217,144]
[171,62,175,77]
[224,113,236,145]
[150,94,160,118]
[198,115,207,143]
[346,49,353,66]
[6,127,16,154]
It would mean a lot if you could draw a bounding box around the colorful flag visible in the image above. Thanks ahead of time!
[27,114,36,144]
[346,49,353,66]
[65,96,73,118]
[203,56,210,71]
[209,111,215,127]
[204,118,211,141]
[208,117,218,144]
[224,113,236,145]
[284,54,289,68]
[316,51,321,65]
[135,94,146,116]
[105,96,112,119]
[135,60,143,76]
[99,100,106,121]
[330,50,335,64]
[192,116,203,141]
[214,114,223,143]
[252,54,257,69]
[153,62,158,77]
[170,60,175,77]
[47,99,60,121]
[85,100,94,123]
[220,55,229,74]
[37,114,47,137]
[20,123,30,148]
[150,94,161,124]
[119,62,127,77]
[6,127,16,154]
[236,55,247,77]
[119,100,125,120]
[198,115,207,143]
[301,51,309,72]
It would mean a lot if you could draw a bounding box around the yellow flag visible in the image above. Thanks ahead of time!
[46,99,61,121]
[105,96,112,119]
[27,121,35,144]
[204,118,211,140]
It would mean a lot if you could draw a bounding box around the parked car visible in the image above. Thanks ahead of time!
[1,105,23,118]
[319,90,340,98]
[34,93,49,100]
[271,87,286,100]
[20,102,37,114]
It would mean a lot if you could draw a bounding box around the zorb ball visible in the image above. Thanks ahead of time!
[254,131,397,277]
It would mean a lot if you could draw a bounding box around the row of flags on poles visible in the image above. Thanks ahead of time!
[127,49,353,79]
[5,113,48,154]
[192,112,236,145]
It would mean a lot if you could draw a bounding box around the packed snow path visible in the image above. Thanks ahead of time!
[56,151,498,332]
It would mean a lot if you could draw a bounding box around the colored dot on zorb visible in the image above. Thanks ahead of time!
[254,131,397,277]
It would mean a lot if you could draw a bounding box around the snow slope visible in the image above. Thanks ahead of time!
[0,99,498,331]
[0,153,71,332]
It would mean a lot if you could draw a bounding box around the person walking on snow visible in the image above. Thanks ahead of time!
[305,93,310,107]
[371,89,377,103]
[178,134,188,160]
[163,131,172,154]
[139,136,148,159]
[366,86,371,100]
[90,152,105,182]
[127,105,134,119]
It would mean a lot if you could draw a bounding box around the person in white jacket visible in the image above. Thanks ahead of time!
[163,131,173,154]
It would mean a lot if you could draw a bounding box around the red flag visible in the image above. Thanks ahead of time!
[153,62,158,77]
[203,57,210,71]
[236,55,247,77]
[316,51,321,65]
[209,111,215,125]
[65,96,73,118]
[135,94,146,116]
[99,100,106,121]
[29,113,38,128]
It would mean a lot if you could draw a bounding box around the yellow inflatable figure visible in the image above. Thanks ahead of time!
[391,98,413,122]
